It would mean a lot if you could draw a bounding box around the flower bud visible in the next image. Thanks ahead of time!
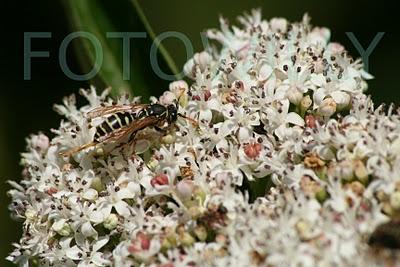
[327,42,345,54]
[103,213,119,230]
[287,87,303,105]
[91,176,103,192]
[161,237,173,250]
[24,209,36,222]
[83,188,98,201]
[52,220,72,237]
[193,186,206,204]
[169,80,188,94]
[348,181,365,196]
[338,161,354,181]
[270,18,288,32]
[161,133,176,144]
[309,27,330,46]
[147,158,159,171]
[194,225,208,241]
[318,97,336,117]
[332,92,351,111]
[160,91,177,105]
[353,160,368,184]
[215,234,227,245]
[176,179,194,199]
[300,95,312,112]
[151,174,169,188]
[32,133,49,152]
[179,232,195,247]
[95,147,105,157]
[390,192,400,210]
[295,219,312,240]
[315,187,328,203]
[243,142,262,160]
[188,206,204,219]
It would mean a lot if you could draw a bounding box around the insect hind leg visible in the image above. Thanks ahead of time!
[60,142,98,157]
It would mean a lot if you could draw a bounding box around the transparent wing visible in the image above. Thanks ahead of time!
[61,116,162,157]
[87,104,148,119]
[97,116,162,143]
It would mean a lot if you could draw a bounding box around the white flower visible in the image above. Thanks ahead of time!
[222,103,260,142]
[8,9,400,267]
[66,235,110,266]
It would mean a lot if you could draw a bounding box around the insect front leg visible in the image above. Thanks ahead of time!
[154,126,167,134]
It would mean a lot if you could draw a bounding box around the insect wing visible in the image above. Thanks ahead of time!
[97,116,162,143]
[87,104,148,119]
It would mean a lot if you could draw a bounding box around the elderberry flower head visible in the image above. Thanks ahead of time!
[7,9,400,267]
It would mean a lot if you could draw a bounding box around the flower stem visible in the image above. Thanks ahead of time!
[131,0,181,79]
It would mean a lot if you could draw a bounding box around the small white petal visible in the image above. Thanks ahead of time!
[81,221,97,237]
[82,188,98,201]
[286,112,305,126]
[258,64,273,81]
[115,201,131,217]
[92,252,111,266]
[93,236,110,252]
[66,245,83,260]
[90,210,105,224]
[199,109,213,123]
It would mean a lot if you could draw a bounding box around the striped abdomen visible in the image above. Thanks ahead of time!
[94,112,137,141]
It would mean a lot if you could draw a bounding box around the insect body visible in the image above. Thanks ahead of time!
[61,103,180,157]
[368,220,400,249]
[93,104,177,142]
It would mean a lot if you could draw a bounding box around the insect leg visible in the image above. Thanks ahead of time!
[114,132,138,151]
[60,142,97,157]
[154,126,167,134]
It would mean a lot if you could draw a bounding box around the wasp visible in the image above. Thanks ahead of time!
[61,102,196,157]
[368,219,400,249]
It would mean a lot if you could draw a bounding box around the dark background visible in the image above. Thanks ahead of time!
[0,0,399,265]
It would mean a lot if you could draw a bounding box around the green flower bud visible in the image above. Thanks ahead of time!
[103,213,119,230]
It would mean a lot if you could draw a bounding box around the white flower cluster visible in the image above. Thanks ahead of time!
[8,9,400,267]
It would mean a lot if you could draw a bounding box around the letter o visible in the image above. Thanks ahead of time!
[59,31,103,81]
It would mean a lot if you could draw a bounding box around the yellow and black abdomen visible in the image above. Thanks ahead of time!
[93,104,169,143]
[94,112,136,142]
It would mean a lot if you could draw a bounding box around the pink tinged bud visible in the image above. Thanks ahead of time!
[176,179,194,199]
[305,115,317,129]
[244,143,262,159]
[194,51,212,70]
[160,91,176,105]
[192,95,201,101]
[46,187,58,195]
[204,90,211,101]
[33,133,50,151]
[328,42,345,54]
[139,233,151,250]
[309,27,330,45]
[128,232,151,254]
[127,245,136,254]
[270,18,288,32]
[169,80,188,94]
[151,174,169,187]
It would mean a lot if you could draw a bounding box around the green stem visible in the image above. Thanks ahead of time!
[131,0,180,78]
